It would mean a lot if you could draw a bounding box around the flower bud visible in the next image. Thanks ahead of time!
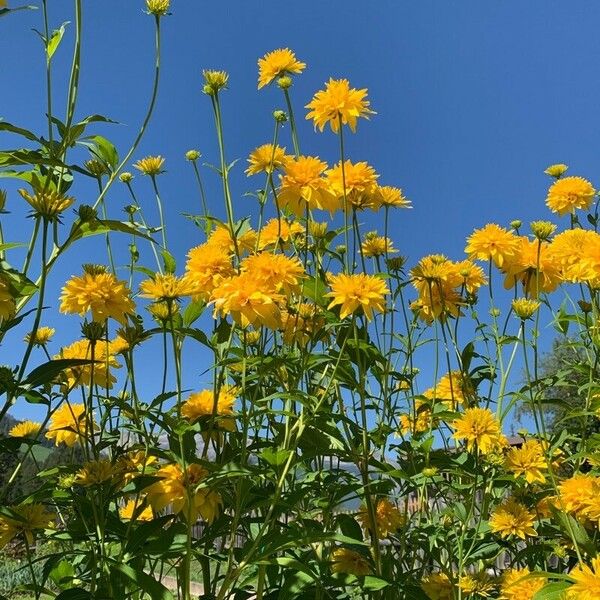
[78,204,98,223]
[512,298,540,320]
[273,110,288,123]
[386,256,407,273]
[119,172,134,184]
[81,320,106,342]
[146,0,170,16]
[202,70,229,95]
[185,149,201,162]
[544,163,568,178]
[510,220,522,231]
[277,76,293,90]
[578,300,593,314]
[85,159,109,178]
[530,220,556,241]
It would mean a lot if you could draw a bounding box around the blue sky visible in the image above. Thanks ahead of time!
[2,1,598,423]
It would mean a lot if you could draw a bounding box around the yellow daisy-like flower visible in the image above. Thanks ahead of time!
[133,155,165,176]
[185,243,234,302]
[421,572,454,600]
[489,498,537,539]
[210,273,283,330]
[549,229,600,283]
[240,252,304,296]
[9,421,42,438]
[147,300,179,323]
[326,160,380,210]
[399,403,433,436]
[546,176,596,215]
[277,156,339,216]
[203,70,229,95]
[378,185,412,209]
[257,218,304,250]
[117,450,157,485]
[181,385,236,430]
[451,407,502,454]
[544,163,568,178]
[306,78,374,133]
[75,459,116,486]
[330,548,371,576]
[465,223,520,268]
[505,439,547,484]
[0,504,54,549]
[557,474,599,517]
[245,144,290,176]
[146,0,170,16]
[512,298,540,320]
[60,267,135,325]
[205,224,257,256]
[361,233,397,257]
[325,273,389,321]
[119,499,154,522]
[423,370,473,410]
[567,557,600,599]
[357,498,405,538]
[46,403,95,447]
[18,187,75,221]
[139,273,196,301]
[459,573,495,598]
[257,48,306,89]
[145,463,222,523]
[500,568,545,600]
[279,303,326,347]
[56,338,121,389]
[24,326,55,346]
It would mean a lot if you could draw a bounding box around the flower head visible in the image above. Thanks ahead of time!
[357,498,405,538]
[185,149,201,161]
[546,176,596,215]
[361,232,397,257]
[500,567,545,600]
[306,78,374,133]
[60,267,135,325]
[139,273,196,301]
[512,298,540,320]
[257,218,304,250]
[0,504,53,549]
[18,187,75,221]
[146,0,170,16]
[326,160,380,210]
[489,498,537,539]
[203,70,229,95]
[182,386,236,430]
[567,557,600,599]
[326,273,389,321]
[257,48,306,89]
[56,338,121,389]
[133,155,165,176]
[544,163,568,178]
[119,499,154,522]
[465,223,520,268]
[46,403,95,447]
[452,407,502,454]
[9,421,42,438]
[75,459,116,486]
[245,144,290,176]
[505,439,547,483]
[24,326,55,346]
[330,548,371,576]
[421,572,454,600]
[240,252,304,296]
[377,185,412,209]
[185,243,234,301]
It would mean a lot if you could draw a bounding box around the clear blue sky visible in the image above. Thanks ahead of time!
[2,1,597,422]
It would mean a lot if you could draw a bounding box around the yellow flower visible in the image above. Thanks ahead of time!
[147,300,179,323]
[399,402,433,436]
[257,48,306,89]
[459,573,495,598]
[567,557,600,599]
[330,548,371,576]
[557,474,599,517]
[357,498,405,538]
[501,237,561,298]
[465,223,520,268]
[326,160,380,210]
[133,155,165,176]
[512,298,540,320]
[325,273,389,321]
[205,224,257,255]
[139,273,197,301]
[210,273,283,330]
[24,326,55,346]
[146,0,170,16]
[544,163,568,178]
[203,70,229,95]
[306,78,374,133]
[257,218,304,250]
[378,185,412,208]
[56,338,121,389]
[279,303,326,347]
[9,421,42,438]
[0,277,15,321]
[277,156,339,216]
[546,176,596,215]
[0,504,54,549]
[75,459,116,486]
[421,572,454,600]
[117,450,157,484]
[46,403,95,447]
[145,463,222,523]
[455,259,487,293]
[500,568,545,600]
[245,143,290,175]
[452,407,501,454]
[18,187,75,221]
[361,233,397,257]
[489,498,537,539]
[423,370,473,409]
[185,243,234,301]
[505,439,547,484]
[240,252,304,296]
[549,229,600,283]
[181,385,236,430]
[60,267,135,325]
[119,499,154,522]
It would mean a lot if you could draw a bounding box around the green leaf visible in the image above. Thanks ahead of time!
[80,134,119,169]
[110,561,174,600]
[182,301,205,327]
[70,219,155,243]
[0,5,38,18]
[260,447,293,467]
[161,248,176,274]
[22,358,94,388]
[363,576,390,591]
[0,242,26,251]
[533,582,571,600]
[0,121,41,143]
[47,21,69,62]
